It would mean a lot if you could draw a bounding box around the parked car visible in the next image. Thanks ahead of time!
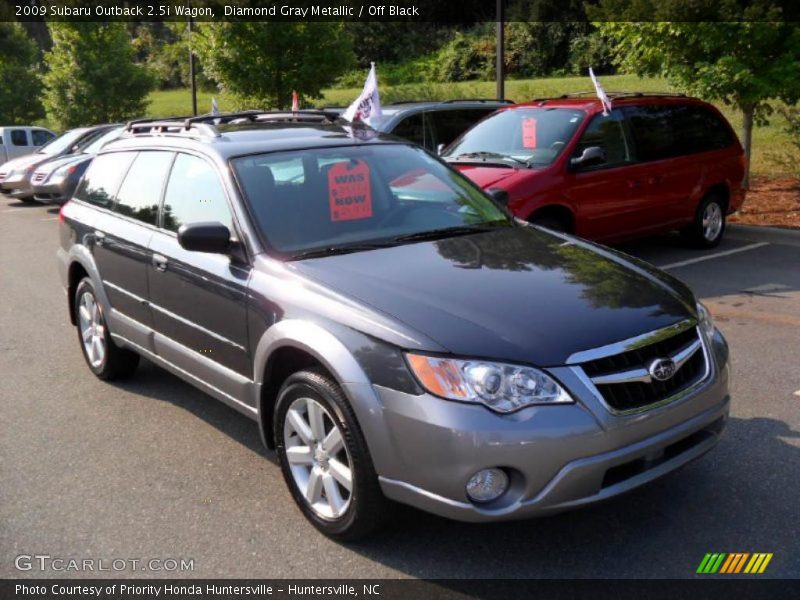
[0,126,55,163]
[326,99,512,152]
[0,125,113,202]
[58,111,730,540]
[32,125,124,205]
[443,93,746,248]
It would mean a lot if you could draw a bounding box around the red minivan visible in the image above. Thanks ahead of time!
[443,94,746,247]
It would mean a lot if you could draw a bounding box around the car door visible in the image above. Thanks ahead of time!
[147,152,252,403]
[82,151,173,349]
[622,104,704,231]
[561,109,650,241]
[7,128,32,160]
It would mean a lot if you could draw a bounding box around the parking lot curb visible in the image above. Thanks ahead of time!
[728,223,800,247]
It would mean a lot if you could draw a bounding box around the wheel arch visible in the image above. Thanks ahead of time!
[65,248,108,326]
[253,320,374,450]
[528,204,576,233]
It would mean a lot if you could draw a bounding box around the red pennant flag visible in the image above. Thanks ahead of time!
[292,91,299,112]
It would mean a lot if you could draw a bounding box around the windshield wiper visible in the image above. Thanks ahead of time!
[446,151,528,167]
[289,241,394,260]
[384,224,503,245]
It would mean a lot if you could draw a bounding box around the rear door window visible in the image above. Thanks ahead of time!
[113,151,174,225]
[623,105,680,161]
[161,153,232,233]
[10,130,28,146]
[74,152,136,209]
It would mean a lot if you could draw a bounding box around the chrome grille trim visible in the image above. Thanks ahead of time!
[590,337,702,386]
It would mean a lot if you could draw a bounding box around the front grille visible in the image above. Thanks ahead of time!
[0,171,7,180]
[33,172,46,183]
[581,326,707,412]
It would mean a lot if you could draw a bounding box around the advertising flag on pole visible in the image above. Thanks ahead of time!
[342,62,382,127]
[211,96,220,116]
[589,68,612,116]
[292,90,300,112]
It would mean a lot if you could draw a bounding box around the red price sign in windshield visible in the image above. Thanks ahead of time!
[522,117,538,149]
[328,160,373,222]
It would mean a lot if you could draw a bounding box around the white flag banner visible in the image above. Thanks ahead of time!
[342,62,382,127]
[211,97,220,116]
[589,68,612,116]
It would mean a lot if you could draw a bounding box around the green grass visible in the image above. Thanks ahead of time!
[146,75,793,178]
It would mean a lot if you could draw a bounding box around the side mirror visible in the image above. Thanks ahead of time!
[487,187,509,206]
[436,143,446,156]
[570,146,606,168]
[177,221,231,254]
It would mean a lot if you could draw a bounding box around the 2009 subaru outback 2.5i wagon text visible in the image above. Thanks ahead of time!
[58,111,731,540]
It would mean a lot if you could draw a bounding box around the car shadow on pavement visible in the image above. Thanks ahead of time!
[345,416,800,579]
[114,358,277,465]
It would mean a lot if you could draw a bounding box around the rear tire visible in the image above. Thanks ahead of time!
[681,193,726,248]
[74,277,139,380]
[275,368,387,541]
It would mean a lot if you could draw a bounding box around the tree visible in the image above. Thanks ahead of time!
[595,3,800,187]
[193,22,352,109]
[42,23,153,128]
[0,22,45,124]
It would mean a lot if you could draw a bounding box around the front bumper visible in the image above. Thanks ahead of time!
[356,330,730,522]
[33,178,71,204]
[1,174,33,198]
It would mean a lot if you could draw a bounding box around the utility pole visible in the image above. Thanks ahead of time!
[496,0,505,101]
[188,16,197,116]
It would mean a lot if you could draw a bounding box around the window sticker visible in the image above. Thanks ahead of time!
[328,160,373,222]
[522,117,538,149]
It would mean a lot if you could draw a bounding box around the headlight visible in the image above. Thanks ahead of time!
[53,164,77,178]
[696,301,715,339]
[406,353,573,413]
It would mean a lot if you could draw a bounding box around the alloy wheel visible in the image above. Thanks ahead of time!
[78,291,106,368]
[283,397,353,520]
[702,202,723,242]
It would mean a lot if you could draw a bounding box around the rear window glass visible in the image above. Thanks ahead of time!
[74,152,136,209]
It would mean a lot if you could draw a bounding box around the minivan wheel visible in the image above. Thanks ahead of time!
[275,368,386,540]
[74,278,139,380]
[682,194,726,248]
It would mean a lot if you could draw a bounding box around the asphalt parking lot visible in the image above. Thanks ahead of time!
[1,195,798,580]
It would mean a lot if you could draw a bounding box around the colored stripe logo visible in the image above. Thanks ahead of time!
[697,553,773,574]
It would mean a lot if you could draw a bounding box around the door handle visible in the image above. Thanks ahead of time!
[152,253,168,272]
[627,179,643,189]
[94,230,106,246]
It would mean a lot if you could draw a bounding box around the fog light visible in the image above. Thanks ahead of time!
[466,468,509,503]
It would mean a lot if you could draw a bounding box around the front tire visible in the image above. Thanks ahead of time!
[682,194,726,248]
[275,368,386,540]
[74,277,139,380]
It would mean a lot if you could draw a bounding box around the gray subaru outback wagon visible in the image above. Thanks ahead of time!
[58,111,730,540]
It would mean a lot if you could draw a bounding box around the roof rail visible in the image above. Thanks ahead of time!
[531,91,687,103]
[123,109,343,139]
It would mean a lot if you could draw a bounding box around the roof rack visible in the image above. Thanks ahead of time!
[531,91,687,103]
[123,109,343,139]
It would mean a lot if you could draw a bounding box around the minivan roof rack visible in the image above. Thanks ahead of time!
[530,91,687,103]
[440,98,515,104]
[124,109,343,139]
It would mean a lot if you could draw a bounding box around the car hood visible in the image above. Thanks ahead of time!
[290,226,695,366]
[0,153,48,173]
[34,154,89,175]
[452,164,537,189]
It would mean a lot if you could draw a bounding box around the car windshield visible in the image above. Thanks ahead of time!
[444,107,586,167]
[81,127,123,155]
[232,144,511,258]
[36,129,88,156]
